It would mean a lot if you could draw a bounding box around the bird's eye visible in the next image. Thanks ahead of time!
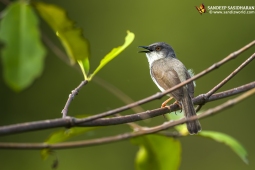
[155,46,161,51]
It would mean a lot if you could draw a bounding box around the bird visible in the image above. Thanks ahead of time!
[139,42,201,134]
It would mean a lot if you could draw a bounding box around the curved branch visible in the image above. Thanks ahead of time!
[79,81,255,127]
[74,40,255,123]
[0,81,254,136]
[196,52,255,112]
[206,53,254,98]
[1,88,254,150]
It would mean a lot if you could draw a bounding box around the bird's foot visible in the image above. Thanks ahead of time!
[173,101,182,113]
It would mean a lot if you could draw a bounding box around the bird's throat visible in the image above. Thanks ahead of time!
[146,52,164,66]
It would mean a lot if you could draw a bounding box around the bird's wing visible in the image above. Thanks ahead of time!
[151,59,183,101]
[185,70,195,98]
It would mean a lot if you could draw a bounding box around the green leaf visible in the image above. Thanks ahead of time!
[41,127,95,160]
[34,2,90,74]
[132,135,181,170]
[199,131,248,164]
[0,2,46,91]
[89,30,135,80]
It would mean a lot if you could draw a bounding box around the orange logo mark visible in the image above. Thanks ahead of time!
[195,4,206,15]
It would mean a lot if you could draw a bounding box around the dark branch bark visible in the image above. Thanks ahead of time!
[204,53,254,100]
[196,52,255,111]
[1,87,254,150]
[61,80,88,117]
[0,81,254,136]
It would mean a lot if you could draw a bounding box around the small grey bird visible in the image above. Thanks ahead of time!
[139,42,201,134]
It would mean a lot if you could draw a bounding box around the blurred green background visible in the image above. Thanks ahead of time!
[0,0,255,169]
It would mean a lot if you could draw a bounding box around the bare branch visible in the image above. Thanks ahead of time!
[61,80,88,118]
[194,81,255,102]
[42,33,145,116]
[0,81,254,136]
[196,52,255,112]
[0,88,254,150]
[42,33,90,118]
[74,81,255,126]
[206,53,255,98]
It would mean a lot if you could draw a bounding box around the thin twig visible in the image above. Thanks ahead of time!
[206,53,255,99]
[196,52,255,112]
[197,81,255,102]
[42,34,90,118]
[61,80,88,118]
[1,88,254,150]
[74,40,255,123]
[0,81,254,136]
[42,33,145,116]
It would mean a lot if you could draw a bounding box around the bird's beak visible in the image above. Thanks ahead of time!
[138,46,151,53]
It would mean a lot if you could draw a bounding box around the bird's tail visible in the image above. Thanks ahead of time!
[182,94,201,134]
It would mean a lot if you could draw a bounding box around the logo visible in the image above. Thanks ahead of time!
[195,3,206,15]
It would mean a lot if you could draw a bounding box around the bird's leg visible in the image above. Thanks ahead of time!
[161,97,183,118]
[161,97,173,108]
[161,97,173,119]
